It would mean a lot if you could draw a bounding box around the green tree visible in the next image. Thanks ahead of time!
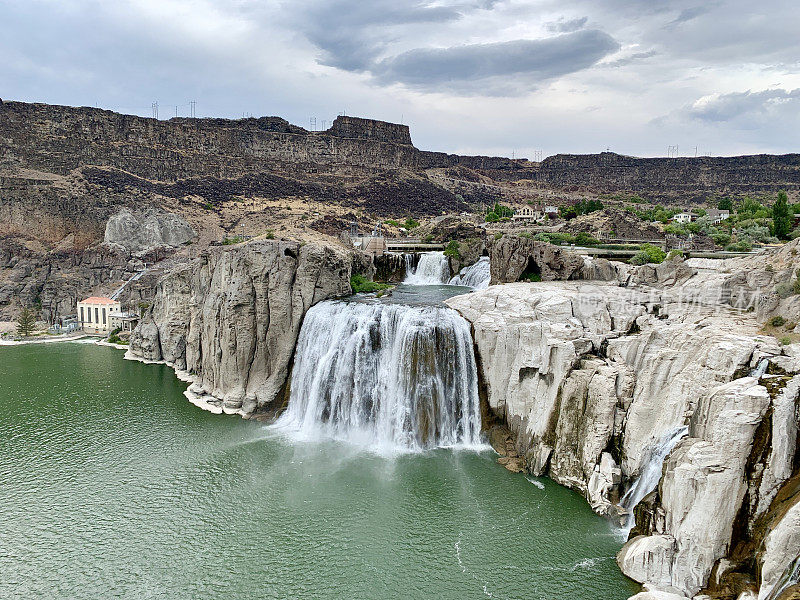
[629,244,666,265]
[718,197,733,211]
[16,307,36,337]
[773,191,791,240]
[443,240,461,259]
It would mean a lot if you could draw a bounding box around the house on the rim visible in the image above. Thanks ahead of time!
[77,297,121,334]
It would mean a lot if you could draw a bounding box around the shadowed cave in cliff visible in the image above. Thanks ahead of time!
[519,257,542,282]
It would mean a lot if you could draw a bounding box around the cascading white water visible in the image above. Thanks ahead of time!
[449,256,491,289]
[620,425,689,531]
[404,252,451,285]
[751,357,770,379]
[763,556,800,600]
[274,298,483,453]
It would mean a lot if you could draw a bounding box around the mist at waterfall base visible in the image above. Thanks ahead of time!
[1,344,638,599]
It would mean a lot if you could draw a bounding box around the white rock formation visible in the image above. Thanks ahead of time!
[446,282,773,516]
[618,379,770,596]
[446,260,797,600]
[759,500,800,599]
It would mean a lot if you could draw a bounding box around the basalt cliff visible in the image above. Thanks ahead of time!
[2,99,800,320]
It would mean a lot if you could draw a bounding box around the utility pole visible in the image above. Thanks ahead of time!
[151,102,158,119]
[310,117,317,131]
[190,101,196,118]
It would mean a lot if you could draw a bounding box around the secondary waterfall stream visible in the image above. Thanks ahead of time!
[449,256,490,289]
[275,297,483,452]
[620,426,689,531]
[404,251,451,285]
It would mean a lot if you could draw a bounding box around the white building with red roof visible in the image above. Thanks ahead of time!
[77,296,121,334]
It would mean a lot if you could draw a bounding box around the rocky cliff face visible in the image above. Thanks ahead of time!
[533,152,800,202]
[447,243,800,600]
[127,239,364,415]
[488,236,586,283]
[104,208,196,254]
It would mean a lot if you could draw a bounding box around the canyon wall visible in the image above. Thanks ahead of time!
[2,100,798,200]
[127,239,366,415]
[532,152,800,201]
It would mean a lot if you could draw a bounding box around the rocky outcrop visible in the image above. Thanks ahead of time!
[446,282,776,517]
[0,235,172,321]
[618,378,771,596]
[127,240,362,415]
[488,236,586,283]
[104,208,195,253]
[446,249,800,599]
[564,208,665,240]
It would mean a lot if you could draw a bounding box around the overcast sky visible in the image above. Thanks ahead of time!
[2,0,799,159]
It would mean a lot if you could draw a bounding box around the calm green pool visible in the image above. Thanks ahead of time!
[0,343,637,599]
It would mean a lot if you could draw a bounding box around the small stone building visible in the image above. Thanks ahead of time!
[77,297,121,334]
[512,206,543,221]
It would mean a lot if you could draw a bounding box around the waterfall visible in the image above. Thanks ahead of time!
[274,299,483,453]
[620,426,689,530]
[751,358,770,379]
[450,257,491,289]
[763,556,800,600]
[404,252,451,285]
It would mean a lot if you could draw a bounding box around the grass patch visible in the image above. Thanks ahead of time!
[350,274,391,294]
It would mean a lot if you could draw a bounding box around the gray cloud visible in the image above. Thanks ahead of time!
[607,49,657,67]
[666,5,712,25]
[1,0,799,158]
[545,16,589,33]
[373,30,620,90]
[682,88,800,126]
[295,0,495,72]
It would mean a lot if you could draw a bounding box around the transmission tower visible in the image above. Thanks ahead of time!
[151,102,158,119]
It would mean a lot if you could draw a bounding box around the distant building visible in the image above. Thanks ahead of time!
[673,212,694,224]
[77,296,121,334]
[544,205,559,218]
[512,206,543,221]
[705,209,730,224]
[109,311,139,332]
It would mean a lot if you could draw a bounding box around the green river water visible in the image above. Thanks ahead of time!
[0,343,638,599]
